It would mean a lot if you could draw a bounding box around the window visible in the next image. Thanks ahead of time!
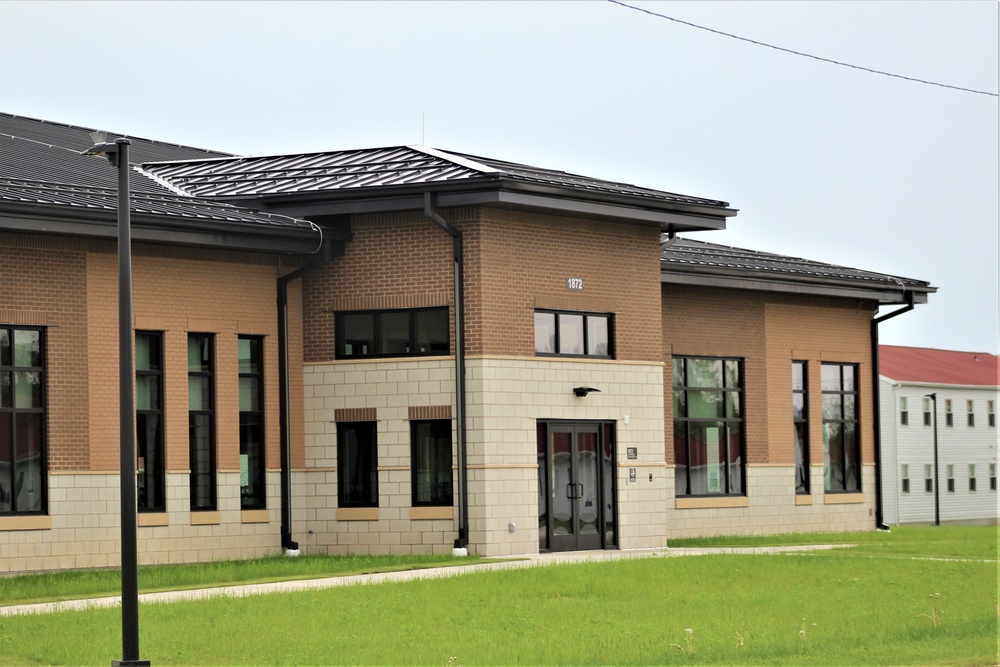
[672,357,744,496]
[967,400,975,427]
[945,399,953,427]
[239,336,265,509]
[336,307,448,359]
[899,396,908,426]
[901,464,910,493]
[0,327,45,514]
[188,334,216,511]
[410,420,453,506]
[989,400,995,427]
[136,332,165,512]
[338,421,378,507]
[990,464,997,491]
[792,361,809,494]
[922,396,932,426]
[534,310,612,358]
[968,464,976,492]
[946,464,955,493]
[822,363,860,493]
[924,464,933,493]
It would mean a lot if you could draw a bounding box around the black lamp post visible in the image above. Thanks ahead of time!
[924,392,940,526]
[81,137,148,667]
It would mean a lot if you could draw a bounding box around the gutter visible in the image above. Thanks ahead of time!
[870,291,915,530]
[276,231,332,553]
[423,192,470,553]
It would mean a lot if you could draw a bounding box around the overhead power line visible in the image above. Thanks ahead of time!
[608,0,998,98]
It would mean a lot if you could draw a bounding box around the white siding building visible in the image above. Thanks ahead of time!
[879,346,998,525]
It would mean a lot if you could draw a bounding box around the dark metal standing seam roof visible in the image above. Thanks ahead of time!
[1,113,323,250]
[138,145,731,209]
[661,238,935,304]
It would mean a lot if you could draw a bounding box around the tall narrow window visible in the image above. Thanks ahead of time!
[946,464,955,493]
[990,464,997,491]
[989,400,996,427]
[0,327,45,514]
[945,399,953,427]
[239,336,265,509]
[900,464,910,493]
[922,396,932,426]
[968,464,977,492]
[898,396,908,426]
[673,357,745,496]
[338,421,378,507]
[136,332,165,512]
[822,363,860,493]
[924,464,933,493]
[411,420,453,506]
[967,400,975,427]
[188,334,216,511]
[792,361,809,494]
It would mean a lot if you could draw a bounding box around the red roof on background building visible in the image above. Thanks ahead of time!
[879,345,999,386]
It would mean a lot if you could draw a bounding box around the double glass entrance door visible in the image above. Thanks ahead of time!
[537,422,616,552]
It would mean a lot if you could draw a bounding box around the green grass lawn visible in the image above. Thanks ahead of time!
[0,553,478,606]
[1,526,997,666]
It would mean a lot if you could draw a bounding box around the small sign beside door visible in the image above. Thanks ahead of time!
[626,447,637,460]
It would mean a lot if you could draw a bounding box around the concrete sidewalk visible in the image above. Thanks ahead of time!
[0,544,845,617]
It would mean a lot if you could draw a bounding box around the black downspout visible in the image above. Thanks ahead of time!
[424,193,469,550]
[278,240,332,552]
[870,291,915,530]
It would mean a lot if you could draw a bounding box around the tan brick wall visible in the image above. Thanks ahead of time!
[1,232,90,471]
[663,285,875,483]
[302,206,664,363]
[474,208,663,361]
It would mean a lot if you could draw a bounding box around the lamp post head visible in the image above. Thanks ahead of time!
[81,137,130,168]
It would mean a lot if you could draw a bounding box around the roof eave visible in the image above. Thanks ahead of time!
[661,268,933,305]
[0,205,326,254]
[208,178,736,231]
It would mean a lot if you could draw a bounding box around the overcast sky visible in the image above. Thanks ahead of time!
[2,1,997,353]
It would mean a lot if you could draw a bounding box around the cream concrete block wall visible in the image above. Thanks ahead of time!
[467,358,666,556]
[301,356,666,557]
[664,465,877,538]
[301,358,459,556]
[2,471,285,573]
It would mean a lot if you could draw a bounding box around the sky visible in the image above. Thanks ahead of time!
[1,1,997,353]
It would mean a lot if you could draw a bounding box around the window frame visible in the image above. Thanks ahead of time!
[967,400,975,427]
[0,326,47,516]
[238,335,266,510]
[188,333,217,511]
[922,396,932,426]
[946,464,955,493]
[988,400,996,428]
[792,361,810,494]
[899,396,908,426]
[534,309,614,359]
[901,464,910,493]
[672,356,746,497]
[410,419,454,507]
[335,307,449,360]
[968,463,976,492]
[945,399,953,427]
[924,464,933,493]
[135,331,165,513]
[337,421,378,508]
[821,363,861,494]
[990,463,997,491]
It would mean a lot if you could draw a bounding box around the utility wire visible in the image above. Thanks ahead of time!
[608,0,998,98]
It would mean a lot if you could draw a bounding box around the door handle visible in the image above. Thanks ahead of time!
[577,483,584,499]
[566,483,574,499]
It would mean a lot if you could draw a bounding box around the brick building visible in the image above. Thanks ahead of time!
[1,113,934,571]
